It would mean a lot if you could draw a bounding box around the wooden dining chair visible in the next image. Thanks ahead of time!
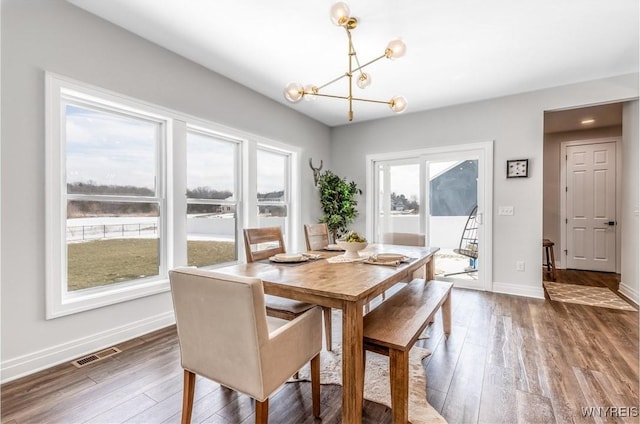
[243,226,333,351]
[304,223,330,251]
[169,267,322,424]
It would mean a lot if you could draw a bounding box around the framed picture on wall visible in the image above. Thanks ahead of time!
[506,159,528,178]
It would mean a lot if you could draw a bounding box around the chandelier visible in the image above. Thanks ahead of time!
[283,2,407,122]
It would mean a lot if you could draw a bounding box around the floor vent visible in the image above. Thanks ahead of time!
[71,347,122,368]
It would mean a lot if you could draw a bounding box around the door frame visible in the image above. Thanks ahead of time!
[365,141,493,291]
[560,137,621,272]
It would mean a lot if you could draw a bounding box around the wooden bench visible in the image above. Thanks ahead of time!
[363,279,453,424]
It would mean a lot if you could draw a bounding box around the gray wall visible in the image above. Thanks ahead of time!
[331,74,639,297]
[1,0,330,380]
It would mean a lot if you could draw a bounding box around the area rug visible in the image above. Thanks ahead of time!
[289,345,447,424]
[543,282,637,311]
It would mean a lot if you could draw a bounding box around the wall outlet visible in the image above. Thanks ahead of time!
[498,206,514,216]
[516,260,525,271]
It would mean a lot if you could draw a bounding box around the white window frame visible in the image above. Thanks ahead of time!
[255,145,292,240]
[45,73,302,318]
[45,73,172,319]
[243,141,300,253]
[184,125,243,266]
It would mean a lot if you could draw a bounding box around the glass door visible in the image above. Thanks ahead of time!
[369,142,491,291]
[426,159,479,285]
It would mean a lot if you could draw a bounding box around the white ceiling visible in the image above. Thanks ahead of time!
[67,0,639,127]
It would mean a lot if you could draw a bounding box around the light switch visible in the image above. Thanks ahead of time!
[498,206,514,216]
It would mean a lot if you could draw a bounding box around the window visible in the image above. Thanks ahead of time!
[186,129,239,267]
[46,76,169,318]
[46,74,300,318]
[65,104,163,291]
[256,147,290,236]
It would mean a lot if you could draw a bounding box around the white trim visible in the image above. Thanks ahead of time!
[46,73,173,319]
[1,312,175,383]
[492,281,545,299]
[290,150,302,252]
[619,282,639,305]
[559,137,621,271]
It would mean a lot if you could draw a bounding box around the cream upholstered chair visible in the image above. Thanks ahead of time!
[304,223,330,251]
[375,232,427,309]
[382,232,426,246]
[243,227,333,351]
[169,267,322,424]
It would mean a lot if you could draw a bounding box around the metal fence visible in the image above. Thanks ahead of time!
[66,223,158,242]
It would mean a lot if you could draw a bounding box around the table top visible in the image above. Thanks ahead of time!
[216,244,439,306]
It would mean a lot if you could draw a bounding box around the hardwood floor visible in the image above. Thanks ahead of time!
[552,268,621,292]
[2,282,638,423]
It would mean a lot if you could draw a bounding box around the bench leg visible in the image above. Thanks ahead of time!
[441,292,452,339]
[389,349,409,424]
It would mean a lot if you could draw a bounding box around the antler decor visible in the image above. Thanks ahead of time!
[309,158,323,186]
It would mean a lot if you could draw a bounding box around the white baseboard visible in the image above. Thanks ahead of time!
[491,281,545,299]
[618,282,640,306]
[1,311,175,383]
[451,279,484,291]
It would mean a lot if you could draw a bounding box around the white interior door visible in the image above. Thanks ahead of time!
[565,142,616,272]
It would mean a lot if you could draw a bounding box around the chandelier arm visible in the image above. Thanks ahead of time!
[348,36,364,75]
[309,52,386,92]
[347,28,354,121]
[317,73,349,91]
[351,96,392,105]
[306,92,350,100]
[352,54,386,73]
[308,93,391,105]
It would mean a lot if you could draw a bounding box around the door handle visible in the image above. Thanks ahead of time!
[607,221,616,226]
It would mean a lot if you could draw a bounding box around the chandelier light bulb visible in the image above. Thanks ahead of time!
[330,2,351,26]
[356,73,372,89]
[389,96,407,113]
[303,84,318,101]
[283,82,304,103]
[385,39,407,59]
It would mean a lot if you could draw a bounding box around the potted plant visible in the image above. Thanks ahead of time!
[316,170,362,242]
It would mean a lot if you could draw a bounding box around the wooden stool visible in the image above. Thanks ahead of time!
[543,239,557,281]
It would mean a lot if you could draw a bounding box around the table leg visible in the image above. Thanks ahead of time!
[342,301,364,424]
[426,256,435,280]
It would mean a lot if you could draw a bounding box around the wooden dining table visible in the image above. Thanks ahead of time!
[216,243,439,424]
